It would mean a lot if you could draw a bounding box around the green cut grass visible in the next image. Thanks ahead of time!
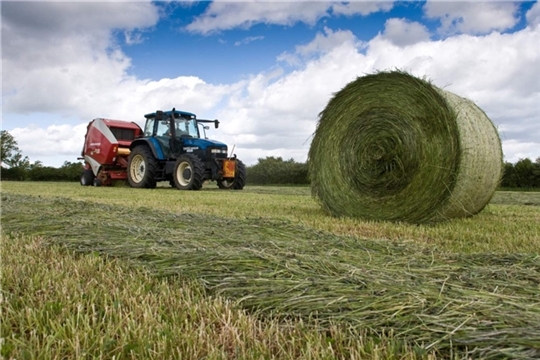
[3,233,432,360]
[2,189,539,359]
[2,181,539,254]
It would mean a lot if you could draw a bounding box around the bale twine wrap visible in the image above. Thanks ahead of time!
[309,71,503,223]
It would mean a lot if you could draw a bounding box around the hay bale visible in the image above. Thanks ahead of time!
[309,71,503,223]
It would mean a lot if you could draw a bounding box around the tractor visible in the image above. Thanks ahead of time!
[128,108,246,190]
[79,108,246,190]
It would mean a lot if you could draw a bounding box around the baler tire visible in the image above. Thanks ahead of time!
[93,178,102,187]
[173,154,205,190]
[127,146,157,189]
[80,169,95,186]
[217,160,246,190]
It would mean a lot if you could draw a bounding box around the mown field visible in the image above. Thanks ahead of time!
[1,181,539,359]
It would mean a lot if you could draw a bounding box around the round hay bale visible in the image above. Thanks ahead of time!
[308,71,503,224]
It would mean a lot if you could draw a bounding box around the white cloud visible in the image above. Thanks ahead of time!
[124,31,145,45]
[186,2,330,34]
[2,1,160,119]
[526,1,540,27]
[185,1,394,34]
[502,140,540,163]
[2,1,539,168]
[331,1,394,16]
[234,36,265,46]
[220,25,540,166]
[381,18,431,46]
[10,123,88,165]
[278,27,362,65]
[424,1,520,35]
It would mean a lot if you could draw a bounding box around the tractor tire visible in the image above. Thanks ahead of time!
[217,160,246,190]
[80,169,95,186]
[127,146,157,189]
[173,154,205,190]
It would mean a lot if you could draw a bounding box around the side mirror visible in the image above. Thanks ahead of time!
[155,111,164,120]
[214,120,220,129]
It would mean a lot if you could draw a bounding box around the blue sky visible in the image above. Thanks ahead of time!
[119,1,534,83]
[2,1,540,167]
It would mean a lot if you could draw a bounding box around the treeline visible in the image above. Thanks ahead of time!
[245,156,540,188]
[1,130,83,181]
[2,130,540,187]
[501,158,540,188]
[247,157,309,185]
[1,161,83,182]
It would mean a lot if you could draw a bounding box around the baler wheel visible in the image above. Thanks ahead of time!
[173,154,205,190]
[217,160,246,190]
[127,146,157,188]
[80,169,95,186]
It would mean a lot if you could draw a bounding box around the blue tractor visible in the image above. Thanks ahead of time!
[127,108,246,190]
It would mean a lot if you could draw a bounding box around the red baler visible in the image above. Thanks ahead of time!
[79,118,142,186]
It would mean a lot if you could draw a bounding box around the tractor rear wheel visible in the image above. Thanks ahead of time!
[80,169,95,186]
[217,160,246,190]
[127,146,157,188]
[173,154,205,190]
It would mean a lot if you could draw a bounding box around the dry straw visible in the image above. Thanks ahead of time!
[309,71,503,223]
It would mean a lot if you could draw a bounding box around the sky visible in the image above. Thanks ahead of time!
[2,0,539,168]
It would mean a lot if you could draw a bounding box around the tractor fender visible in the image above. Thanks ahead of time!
[130,138,165,160]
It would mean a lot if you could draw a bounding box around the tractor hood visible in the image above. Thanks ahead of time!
[182,137,227,150]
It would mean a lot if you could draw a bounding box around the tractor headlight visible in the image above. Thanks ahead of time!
[211,149,227,154]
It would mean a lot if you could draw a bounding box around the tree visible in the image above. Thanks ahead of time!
[2,130,20,167]
[533,157,540,188]
[247,157,309,185]
[501,162,517,188]
[513,158,535,188]
[1,130,31,180]
[1,130,30,169]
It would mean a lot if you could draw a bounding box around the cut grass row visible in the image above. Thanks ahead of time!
[2,182,540,253]
[2,193,539,358]
[3,233,428,360]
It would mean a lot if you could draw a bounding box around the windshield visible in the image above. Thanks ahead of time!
[174,118,199,138]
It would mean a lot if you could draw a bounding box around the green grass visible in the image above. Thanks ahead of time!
[2,181,539,253]
[1,181,539,359]
[3,233,427,360]
[490,191,540,206]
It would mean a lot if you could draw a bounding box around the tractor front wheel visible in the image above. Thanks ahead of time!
[217,160,246,190]
[173,154,205,190]
[127,146,157,188]
[80,169,95,186]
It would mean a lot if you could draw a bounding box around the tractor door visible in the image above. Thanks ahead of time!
[155,119,173,157]
[143,117,155,137]
[169,115,197,157]
[167,114,182,156]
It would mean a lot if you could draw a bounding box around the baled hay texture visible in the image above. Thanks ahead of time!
[309,71,503,223]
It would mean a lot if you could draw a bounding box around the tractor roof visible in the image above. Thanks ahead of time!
[144,110,196,119]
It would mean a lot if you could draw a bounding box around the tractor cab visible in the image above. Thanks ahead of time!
[142,109,221,159]
[144,110,199,137]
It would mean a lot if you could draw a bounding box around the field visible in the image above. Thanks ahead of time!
[1,181,539,359]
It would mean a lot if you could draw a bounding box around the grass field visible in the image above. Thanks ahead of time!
[1,181,539,359]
